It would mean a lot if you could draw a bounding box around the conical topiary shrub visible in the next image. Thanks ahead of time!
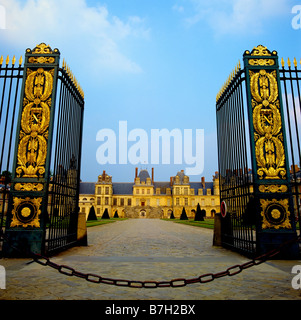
[170,211,175,219]
[194,203,204,221]
[180,207,188,220]
[87,206,97,221]
[201,209,206,220]
[101,208,110,219]
[114,210,119,218]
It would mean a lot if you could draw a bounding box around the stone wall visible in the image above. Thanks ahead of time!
[124,206,163,219]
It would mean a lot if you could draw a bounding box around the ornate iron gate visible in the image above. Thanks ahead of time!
[216,45,299,258]
[0,43,84,257]
[0,55,23,255]
[279,59,301,232]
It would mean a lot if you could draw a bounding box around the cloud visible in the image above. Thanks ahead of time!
[179,0,290,35]
[0,0,149,74]
[172,4,185,13]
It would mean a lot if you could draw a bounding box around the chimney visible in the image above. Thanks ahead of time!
[152,168,154,184]
[170,177,173,186]
[102,170,106,181]
[135,167,138,179]
[201,177,205,189]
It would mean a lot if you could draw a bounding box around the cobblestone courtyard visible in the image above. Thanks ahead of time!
[0,219,301,300]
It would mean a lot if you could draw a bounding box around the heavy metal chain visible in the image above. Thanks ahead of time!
[1,230,300,289]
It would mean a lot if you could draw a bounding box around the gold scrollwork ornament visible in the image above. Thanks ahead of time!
[16,67,54,178]
[249,59,275,66]
[249,69,286,180]
[14,183,43,192]
[259,185,288,193]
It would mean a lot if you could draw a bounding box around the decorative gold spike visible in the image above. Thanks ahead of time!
[0,55,3,65]
[6,55,9,65]
[281,57,285,68]
[19,56,23,66]
[12,55,16,65]
[238,60,241,70]
[294,57,297,68]
[287,58,291,68]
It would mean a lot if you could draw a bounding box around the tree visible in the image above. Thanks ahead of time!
[87,206,97,221]
[201,209,206,220]
[194,203,204,221]
[180,207,188,220]
[101,208,110,219]
[170,211,175,219]
[1,170,12,184]
[114,210,119,218]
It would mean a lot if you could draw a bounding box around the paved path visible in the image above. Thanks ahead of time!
[0,219,301,300]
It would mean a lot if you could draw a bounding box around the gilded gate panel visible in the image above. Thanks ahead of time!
[3,43,84,257]
[248,48,286,180]
[244,45,294,231]
[8,43,60,231]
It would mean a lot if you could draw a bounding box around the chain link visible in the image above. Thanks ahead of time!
[1,230,300,289]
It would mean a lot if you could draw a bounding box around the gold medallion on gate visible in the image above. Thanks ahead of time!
[260,198,292,230]
[10,197,42,228]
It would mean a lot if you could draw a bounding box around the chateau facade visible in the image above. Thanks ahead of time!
[79,168,220,219]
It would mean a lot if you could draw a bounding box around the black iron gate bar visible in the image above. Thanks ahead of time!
[45,60,84,255]
[0,55,24,248]
[216,62,256,256]
[279,58,301,234]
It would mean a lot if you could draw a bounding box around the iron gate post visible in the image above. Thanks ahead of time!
[243,45,299,258]
[3,44,60,256]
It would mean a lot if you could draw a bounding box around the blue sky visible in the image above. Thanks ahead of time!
[0,0,300,182]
